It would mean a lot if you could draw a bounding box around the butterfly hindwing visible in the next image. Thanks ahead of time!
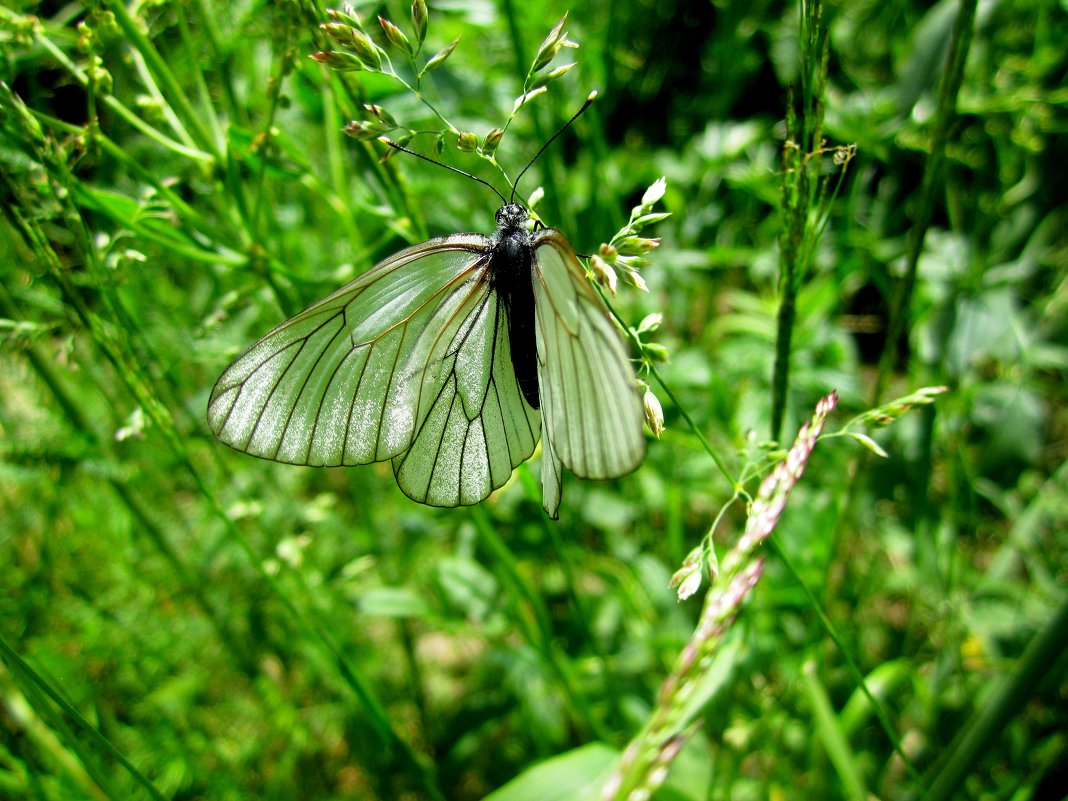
[531,229,645,509]
[392,287,540,507]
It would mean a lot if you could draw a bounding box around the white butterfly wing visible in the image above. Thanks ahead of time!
[208,234,539,506]
[540,428,564,520]
[392,287,540,506]
[532,229,646,516]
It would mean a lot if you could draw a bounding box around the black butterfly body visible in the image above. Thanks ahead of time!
[488,203,540,409]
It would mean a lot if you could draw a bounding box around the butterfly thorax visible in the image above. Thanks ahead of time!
[489,204,540,410]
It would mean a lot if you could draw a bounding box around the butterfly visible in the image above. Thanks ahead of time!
[207,140,645,518]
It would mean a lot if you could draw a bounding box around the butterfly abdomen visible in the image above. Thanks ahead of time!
[490,205,540,410]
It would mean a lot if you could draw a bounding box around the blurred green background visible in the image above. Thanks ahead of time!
[1,0,1066,799]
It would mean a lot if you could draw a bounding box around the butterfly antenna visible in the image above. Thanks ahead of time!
[380,138,508,205]
[510,90,598,204]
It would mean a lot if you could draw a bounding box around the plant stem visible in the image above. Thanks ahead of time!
[873,0,978,403]
[771,0,828,441]
[923,591,1068,801]
[0,633,169,801]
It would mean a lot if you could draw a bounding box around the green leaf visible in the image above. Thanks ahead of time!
[482,743,619,801]
[411,0,428,49]
[849,431,889,458]
[354,587,433,618]
[422,37,459,75]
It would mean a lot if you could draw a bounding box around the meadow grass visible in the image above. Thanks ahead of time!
[1,1,1065,799]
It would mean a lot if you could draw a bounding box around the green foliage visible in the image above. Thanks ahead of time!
[1,1,1066,800]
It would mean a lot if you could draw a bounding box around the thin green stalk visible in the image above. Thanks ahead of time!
[175,0,229,148]
[128,46,201,153]
[873,0,978,403]
[68,184,244,265]
[0,634,168,801]
[319,64,406,225]
[190,0,242,124]
[515,466,627,726]
[498,0,563,223]
[649,361,736,490]
[249,45,297,240]
[19,47,256,262]
[592,278,736,491]
[0,664,107,800]
[220,137,256,245]
[6,184,447,801]
[923,591,1068,801]
[28,110,211,230]
[771,223,799,442]
[102,0,219,156]
[324,63,429,243]
[801,660,868,800]
[323,77,366,255]
[471,506,612,742]
[0,277,257,675]
[0,113,185,430]
[771,0,828,441]
[31,30,213,163]
[766,535,923,786]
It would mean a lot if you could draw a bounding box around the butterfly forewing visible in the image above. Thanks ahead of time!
[208,235,500,467]
[532,230,646,483]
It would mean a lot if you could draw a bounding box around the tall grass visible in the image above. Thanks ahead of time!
[1,1,1065,800]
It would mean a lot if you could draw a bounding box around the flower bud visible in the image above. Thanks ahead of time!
[616,236,661,256]
[669,546,704,601]
[528,62,576,91]
[643,343,670,362]
[320,22,355,46]
[643,388,665,439]
[422,37,459,73]
[378,16,413,57]
[618,264,648,292]
[311,50,363,71]
[590,255,618,294]
[532,14,569,73]
[636,313,663,334]
[364,104,396,125]
[849,432,888,458]
[411,0,428,47]
[327,7,364,29]
[526,186,545,210]
[350,29,382,69]
[87,56,112,94]
[481,127,504,158]
[343,119,392,140]
[641,176,667,207]
[675,569,702,601]
[511,87,547,114]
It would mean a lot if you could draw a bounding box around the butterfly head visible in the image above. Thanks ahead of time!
[495,203,530,233]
